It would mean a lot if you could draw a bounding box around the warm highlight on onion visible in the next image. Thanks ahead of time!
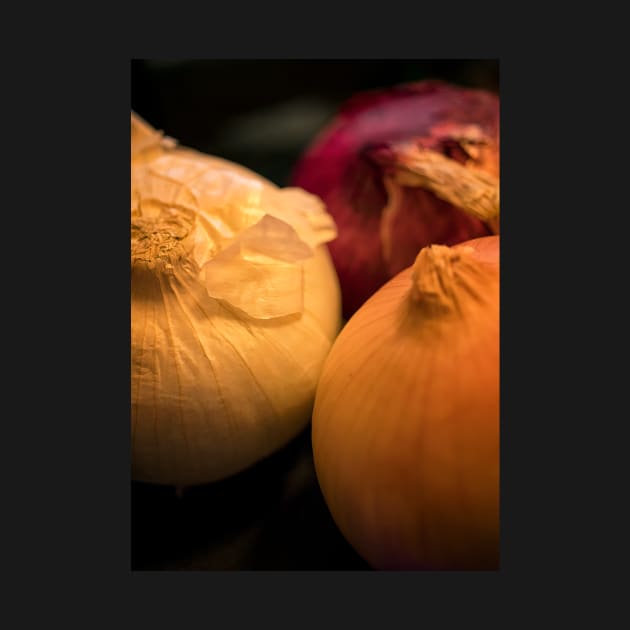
[312,236,500,570]
[291,80,500,318]
[130,113,342,488]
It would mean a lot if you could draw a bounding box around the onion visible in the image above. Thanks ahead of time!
[312,235,500,570]
[131,113,342,488]
[291,80,499,318]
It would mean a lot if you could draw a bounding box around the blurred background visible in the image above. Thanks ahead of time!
[130,59,499,570]
[131,59,499,187]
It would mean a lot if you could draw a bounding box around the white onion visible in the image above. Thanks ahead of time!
[131,113,341,487]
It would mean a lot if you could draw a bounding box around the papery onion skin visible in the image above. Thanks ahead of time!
[312,236,499,570]
[131,113,342,488]
[291,80,499,318]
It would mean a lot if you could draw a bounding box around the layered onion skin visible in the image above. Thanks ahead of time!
[312,236,499,570]
[131,114,342,488]
[291,81,499,318]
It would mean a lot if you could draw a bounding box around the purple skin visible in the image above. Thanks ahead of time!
[291,81,498,319]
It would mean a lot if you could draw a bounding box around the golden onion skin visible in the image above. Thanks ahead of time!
[312,237,499,570]
[132,247,341,488]
[131,113,341,488]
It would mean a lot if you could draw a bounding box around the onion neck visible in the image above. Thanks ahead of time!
[131,205,195,274]
[369,137,499,228]
[391,145,499,224]
[409,244,497,314]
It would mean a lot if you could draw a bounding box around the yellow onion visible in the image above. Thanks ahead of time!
[131,113,341,488]
[312,236,499,570]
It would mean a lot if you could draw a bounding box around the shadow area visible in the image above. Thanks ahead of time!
[131,426,370,570]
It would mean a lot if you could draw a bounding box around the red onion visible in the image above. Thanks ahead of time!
[291,80,500,318]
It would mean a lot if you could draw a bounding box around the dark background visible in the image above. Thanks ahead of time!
[131,59,499,188]
[130,59,499,570]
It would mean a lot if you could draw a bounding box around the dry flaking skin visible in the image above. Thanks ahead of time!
[290,81,500,318]
[130,113,341,488]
